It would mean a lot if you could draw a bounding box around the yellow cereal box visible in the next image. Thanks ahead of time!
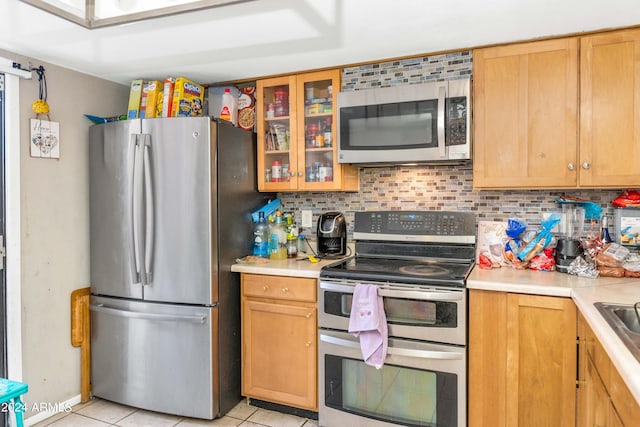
[127,79,143,119]
[171,77,204,117]
[143,80,162,118]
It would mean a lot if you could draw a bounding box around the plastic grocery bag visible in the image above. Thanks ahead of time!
[517,213,562,262]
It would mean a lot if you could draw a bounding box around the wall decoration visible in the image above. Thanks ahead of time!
[30,118,60,158]
[29,65,60,158]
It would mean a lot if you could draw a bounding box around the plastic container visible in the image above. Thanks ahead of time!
[307,123,319,147]
[287,235,298,258]
[219,88,237,124]
[269,212,287,259]
[274,87,289,117]
[271,161,282,182]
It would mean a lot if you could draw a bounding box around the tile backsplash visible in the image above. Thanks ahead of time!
[279,164,622,236]
[278,51,623,237]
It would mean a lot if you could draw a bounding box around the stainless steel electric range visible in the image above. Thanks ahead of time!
[318,210,476,427]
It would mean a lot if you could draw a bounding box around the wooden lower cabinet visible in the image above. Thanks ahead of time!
[240,273,317,411]
[468,290,576,427]
[577,312,640,426]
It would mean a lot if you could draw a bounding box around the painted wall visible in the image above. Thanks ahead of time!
[280,52,623,237]
[0,48,128,421]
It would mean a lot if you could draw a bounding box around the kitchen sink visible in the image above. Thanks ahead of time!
[594,302,640,362]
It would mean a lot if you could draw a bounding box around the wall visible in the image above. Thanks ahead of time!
[280,52,622,236]
[0,48,128,421]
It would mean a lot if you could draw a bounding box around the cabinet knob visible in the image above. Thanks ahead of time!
[262,285,269,291]
[582,161,591,170]
[305,341,312,348]
[567,162,576,171]
[298,171,303,177]
[305,312,312,319]
[282,287,289,293]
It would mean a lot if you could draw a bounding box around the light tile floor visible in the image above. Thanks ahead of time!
[31,398,319,427]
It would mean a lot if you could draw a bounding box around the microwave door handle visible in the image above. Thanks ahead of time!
[437,85,446,158]
[378,288,463,301]
[320,333,463,361]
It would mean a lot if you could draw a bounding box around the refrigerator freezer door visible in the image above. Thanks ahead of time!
[90,119,144,299]
[90,296,217,419]
[140,117,213,304]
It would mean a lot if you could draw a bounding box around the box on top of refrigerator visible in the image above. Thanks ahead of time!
[171,77,205,117]
[127,79,144,119]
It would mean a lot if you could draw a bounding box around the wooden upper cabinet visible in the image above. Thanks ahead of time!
[473,38,579,189]
[580,28,640,187]
[256,69,359,192]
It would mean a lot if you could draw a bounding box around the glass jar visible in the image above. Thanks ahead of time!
[271,160,282,182]
[286,236,298,258]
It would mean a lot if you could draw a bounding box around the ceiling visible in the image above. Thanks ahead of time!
[1,0,640,86]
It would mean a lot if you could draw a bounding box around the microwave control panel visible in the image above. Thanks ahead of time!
[446,96,467,146]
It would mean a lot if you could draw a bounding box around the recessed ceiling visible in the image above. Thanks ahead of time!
[1,0,640,86]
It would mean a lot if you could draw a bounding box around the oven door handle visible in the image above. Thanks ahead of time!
[378,288,463,301]
[320,334,463,361]
[319,282,464,302]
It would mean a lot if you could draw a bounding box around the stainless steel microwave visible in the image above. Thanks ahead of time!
[337,77,471,166]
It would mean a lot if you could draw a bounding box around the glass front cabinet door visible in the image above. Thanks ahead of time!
[256,70,359,192]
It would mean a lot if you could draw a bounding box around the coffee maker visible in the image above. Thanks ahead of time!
[317,212,347,257]
[555,205,585,273]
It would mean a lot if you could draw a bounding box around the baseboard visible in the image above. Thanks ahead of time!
[248,398,318,420]
[23,394,81,426]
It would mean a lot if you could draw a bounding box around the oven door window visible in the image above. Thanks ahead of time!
[339,100,438,150]
[324,291,456,327]
[324,355,457,426]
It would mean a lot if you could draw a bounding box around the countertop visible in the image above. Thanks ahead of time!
[230,254,349,278]
[467,267,640,404]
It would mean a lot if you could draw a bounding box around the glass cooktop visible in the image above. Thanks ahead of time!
[320,256,474,287]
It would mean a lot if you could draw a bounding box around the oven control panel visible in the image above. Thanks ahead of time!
[353,211,475,243]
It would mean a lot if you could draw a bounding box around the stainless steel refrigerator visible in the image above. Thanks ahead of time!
[89,117,271,419]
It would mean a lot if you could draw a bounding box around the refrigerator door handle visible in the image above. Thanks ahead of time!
[130,134,143,284]
[143,135,154,284]
[90,303,207,324]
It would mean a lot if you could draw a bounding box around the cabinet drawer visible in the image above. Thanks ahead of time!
[242,274,317,302]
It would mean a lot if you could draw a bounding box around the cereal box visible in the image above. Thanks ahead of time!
[143,80,162,118]
[161,78,175,118]
[127,79,143,119]
[139,82,150,119]
[171,77,204,117]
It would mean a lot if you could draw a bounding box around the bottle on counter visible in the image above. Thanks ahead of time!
[269,211,288,259]
[601,215,612,244]
[252,212,269,258]
[297,234,307,254]
[286,234,298,258]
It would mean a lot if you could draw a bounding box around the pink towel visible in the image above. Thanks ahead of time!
[348,284,388,369]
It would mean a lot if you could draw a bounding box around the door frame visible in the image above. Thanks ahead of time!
[0,58,28,383]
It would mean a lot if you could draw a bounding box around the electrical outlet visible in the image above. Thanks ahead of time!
[301,210,313,228]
